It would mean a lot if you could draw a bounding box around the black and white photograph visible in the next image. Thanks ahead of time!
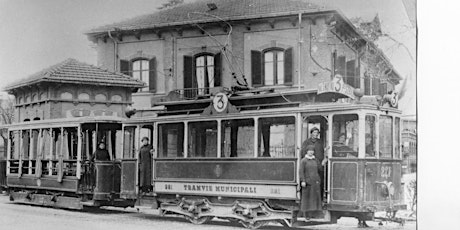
[0,0,433,229]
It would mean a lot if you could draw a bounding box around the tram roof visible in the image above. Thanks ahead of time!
[4,116,125,130]
[124,101,401,124]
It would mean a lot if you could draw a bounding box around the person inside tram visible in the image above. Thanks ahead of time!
[91,142,110,161]
[139,137,153,193]
[332,133,357,157]
[365,134,375,157]
[299,145,323,219]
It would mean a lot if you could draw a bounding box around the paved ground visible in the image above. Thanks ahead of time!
[0,194,415,230]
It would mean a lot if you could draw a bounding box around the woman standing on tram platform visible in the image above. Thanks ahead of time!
[139,137,153,193]
[299,145,323,218]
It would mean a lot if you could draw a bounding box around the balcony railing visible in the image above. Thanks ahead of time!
[173,87,228,100]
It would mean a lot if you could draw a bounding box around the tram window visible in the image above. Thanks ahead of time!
[51,128,62,160]
[63,127,78,160]
[123,126,136,159]
[395,117,401,159]
[365,115,377,157]
[22,130,30,160]
[188,121,218,158]
[42,129,51,160]
[31,129,39,160]
[258,117,295,158]
[221,119,254,158]
[114,130,123,159]
[379,116,393,158]
[81,128,95,161]
[10,131,20,159]
[332,114,359,157]
[158,123,184,158]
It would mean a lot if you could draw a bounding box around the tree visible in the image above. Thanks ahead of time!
[157,0,184,10]
[0,95,14,159]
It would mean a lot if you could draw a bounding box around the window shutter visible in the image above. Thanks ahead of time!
[149,58,157,92]
[251,50,262,86]
[372,77,380,95]
[380,82,387,95]
[336,56,346,79]
[183,55,194,98]
[364,73,371,95]
[346,60,356,87]
[284,47,293,85]
[214,53,221,87]
[120,60,130,76]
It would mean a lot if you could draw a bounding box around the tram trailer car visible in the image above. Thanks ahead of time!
[5,117,136,209]
[120,91,406,228]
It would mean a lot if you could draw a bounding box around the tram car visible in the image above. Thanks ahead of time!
[5,116,135,209]
[118,88,406,228]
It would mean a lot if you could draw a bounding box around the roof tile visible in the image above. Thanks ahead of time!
[4,58,145,91]
[87,0,330,34]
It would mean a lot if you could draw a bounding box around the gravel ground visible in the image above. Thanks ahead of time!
[0,194,416,230]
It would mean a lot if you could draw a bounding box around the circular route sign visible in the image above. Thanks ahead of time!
[213,92,228,113]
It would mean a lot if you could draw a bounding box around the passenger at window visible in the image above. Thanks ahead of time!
[299,145,322,218]
[365,134,375,157]
[139,137,153,193]
[332,133,357,157]
[92,142,110,161]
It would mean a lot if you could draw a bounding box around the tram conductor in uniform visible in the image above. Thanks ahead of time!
[139,137,153,193]
[92,142,110,161]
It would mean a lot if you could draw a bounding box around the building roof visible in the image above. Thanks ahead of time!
[86,0,332,35]
[3,58,145,91]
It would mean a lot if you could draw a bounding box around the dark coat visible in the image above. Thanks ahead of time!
[299,157,322,212]
[139,144,152,187]
[92,148,110,161]
[301,138,324,163]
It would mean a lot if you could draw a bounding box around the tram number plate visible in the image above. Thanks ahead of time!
[380,165,392,178]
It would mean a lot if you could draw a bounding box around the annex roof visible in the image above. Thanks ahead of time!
[3,58,145,91]
[86,0,332,35]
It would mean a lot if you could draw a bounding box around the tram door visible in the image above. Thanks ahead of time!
[301,115,329,200]
[120,124,153,199]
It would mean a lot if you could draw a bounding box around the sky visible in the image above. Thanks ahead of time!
[0,0,416,116]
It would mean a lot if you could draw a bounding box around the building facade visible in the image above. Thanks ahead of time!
[86,0,401,109]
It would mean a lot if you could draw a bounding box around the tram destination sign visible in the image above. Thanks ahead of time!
[317,74,355,99]
[154,181,297,199]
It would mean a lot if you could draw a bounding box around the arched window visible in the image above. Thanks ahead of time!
[120,57,157,93]
[251,47,293,87]
[183,52,221,97]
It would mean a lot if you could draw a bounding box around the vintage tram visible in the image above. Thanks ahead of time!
[4,88,406,228]
[5,116,135,209]
[118,88,406,228]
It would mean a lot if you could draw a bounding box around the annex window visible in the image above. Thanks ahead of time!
[332,114,359,158]
[183,53,221,97]
[332,51,360,89]
[221,119,255,158]
[158,123,184,158]
[251,47,293,87]
[379,115,393,158]
[258,117,295,158]
[120,58,157,92]
[365,115,377,157]
[188,121,218,158]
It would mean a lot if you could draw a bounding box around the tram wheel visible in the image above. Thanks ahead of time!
[185,216,213,225]
[240,220,267,229]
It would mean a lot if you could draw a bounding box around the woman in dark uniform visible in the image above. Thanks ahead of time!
[139,137,153,193]
[92,142,110,161]
[299,145,322,219]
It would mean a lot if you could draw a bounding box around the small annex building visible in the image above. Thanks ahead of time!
[3,58,145,122]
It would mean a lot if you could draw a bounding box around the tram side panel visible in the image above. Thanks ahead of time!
[329,159,405,213]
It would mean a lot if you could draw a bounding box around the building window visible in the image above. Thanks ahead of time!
[120,58,157,92]
[333,51,360,89]
[251,47,293,87]
[183,53,221,97]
